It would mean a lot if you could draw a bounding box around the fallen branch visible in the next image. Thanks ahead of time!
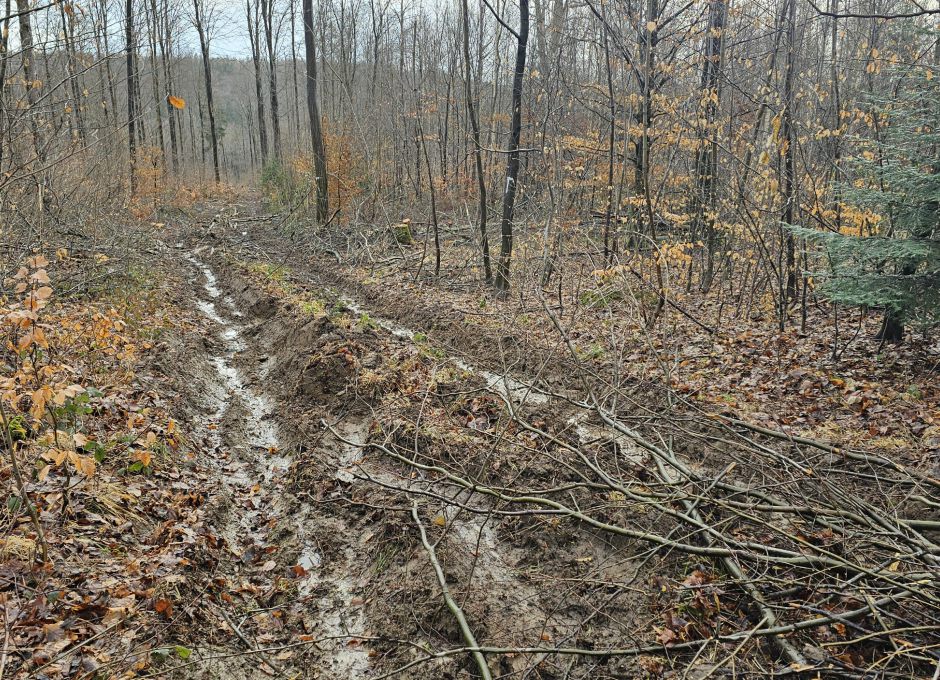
[721,416,940,491]
[411,500,493,680]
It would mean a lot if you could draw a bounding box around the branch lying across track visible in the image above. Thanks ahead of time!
[411,500,494,680]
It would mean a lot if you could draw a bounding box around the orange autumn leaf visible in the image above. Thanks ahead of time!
[75,454,95,476]
[154,598,174,617]
[30,386,53,418]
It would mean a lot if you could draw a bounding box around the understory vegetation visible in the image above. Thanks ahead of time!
[0,0,938,678]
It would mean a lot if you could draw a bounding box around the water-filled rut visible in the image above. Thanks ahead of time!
[187,249,371,677]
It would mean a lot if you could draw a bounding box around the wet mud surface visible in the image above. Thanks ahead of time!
[163,241,659,679]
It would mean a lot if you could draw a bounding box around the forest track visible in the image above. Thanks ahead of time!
[177,246,375,678]
[160,210,940,679]
[172,242,590,678]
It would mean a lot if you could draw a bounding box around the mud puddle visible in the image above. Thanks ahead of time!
[187,250,371,678]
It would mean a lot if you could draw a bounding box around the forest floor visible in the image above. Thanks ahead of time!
[2,194,938,679]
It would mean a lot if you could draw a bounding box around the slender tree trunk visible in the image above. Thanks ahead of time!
[91,5,113,132]
[161,0,179,174]
[290,0,301,144]
[58,1,85,145]
[461,0,491,281]
[635,0,658,210]
[0,0,11,173]
[248,0,269,165]
[193,0,221,182]
[781,0,797,305]
[828,0,841,233]
[146,0,166,172]
[736,0,786,200]
[16,0,43,158]
[197,92,206,173]
[261,0,282,159]
[419,116,441,277]
[188,103,197,165]
[100,0,120,119]
[303,0,328,222]
[695,0,725,291]
[125,0,138,194]
[601,11,615,266]
[134,64,146,147]
[495,0,530,293]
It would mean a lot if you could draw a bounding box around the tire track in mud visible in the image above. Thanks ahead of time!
[188,246,594,676]
[185,249,371,678]
[184,242,662,678]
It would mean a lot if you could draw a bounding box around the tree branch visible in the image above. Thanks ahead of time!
[411,500,494,680]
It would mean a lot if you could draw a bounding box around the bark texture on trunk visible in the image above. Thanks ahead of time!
[495,0,530,293]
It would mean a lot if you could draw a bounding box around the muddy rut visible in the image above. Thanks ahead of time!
[182,248,371,678]
[172,243,649,679]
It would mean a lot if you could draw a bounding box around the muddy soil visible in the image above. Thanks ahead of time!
[150,207,940,680]
[158,238,664,679]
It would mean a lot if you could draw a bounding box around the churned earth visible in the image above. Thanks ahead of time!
[163,234,661,679]
[128,202,939,680]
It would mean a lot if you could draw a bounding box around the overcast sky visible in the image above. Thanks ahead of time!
[206,0,254,59]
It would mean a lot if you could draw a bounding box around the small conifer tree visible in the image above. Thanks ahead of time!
[793,66,939,341]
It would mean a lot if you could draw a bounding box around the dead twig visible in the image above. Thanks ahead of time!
[411,499,494,680]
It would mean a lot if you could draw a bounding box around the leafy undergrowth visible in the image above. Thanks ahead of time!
[0,252,201,678]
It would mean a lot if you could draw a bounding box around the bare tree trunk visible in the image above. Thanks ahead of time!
[694,0,725,291]
[193,0,221,182]
[197,92,206,171]
[161,0,179,174]
[290,0,301,144]
[0,0,11,173]
[418,115,441,277]
[58,1,85,145]
[635,0,658,209]
[639,0,665,326]
[125,0,138,194]
[99,0,119,124]
[303,0,328,222]
[188,102,197,166]
[601,8,615,266]
[781,0,797,308]
[495,0,529,293]
[461,0,491,281]
[261,0,282,159]
[146,0,166,172]
[134,60,146,147]
[248,0,269,165]
[16,0,43,158]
